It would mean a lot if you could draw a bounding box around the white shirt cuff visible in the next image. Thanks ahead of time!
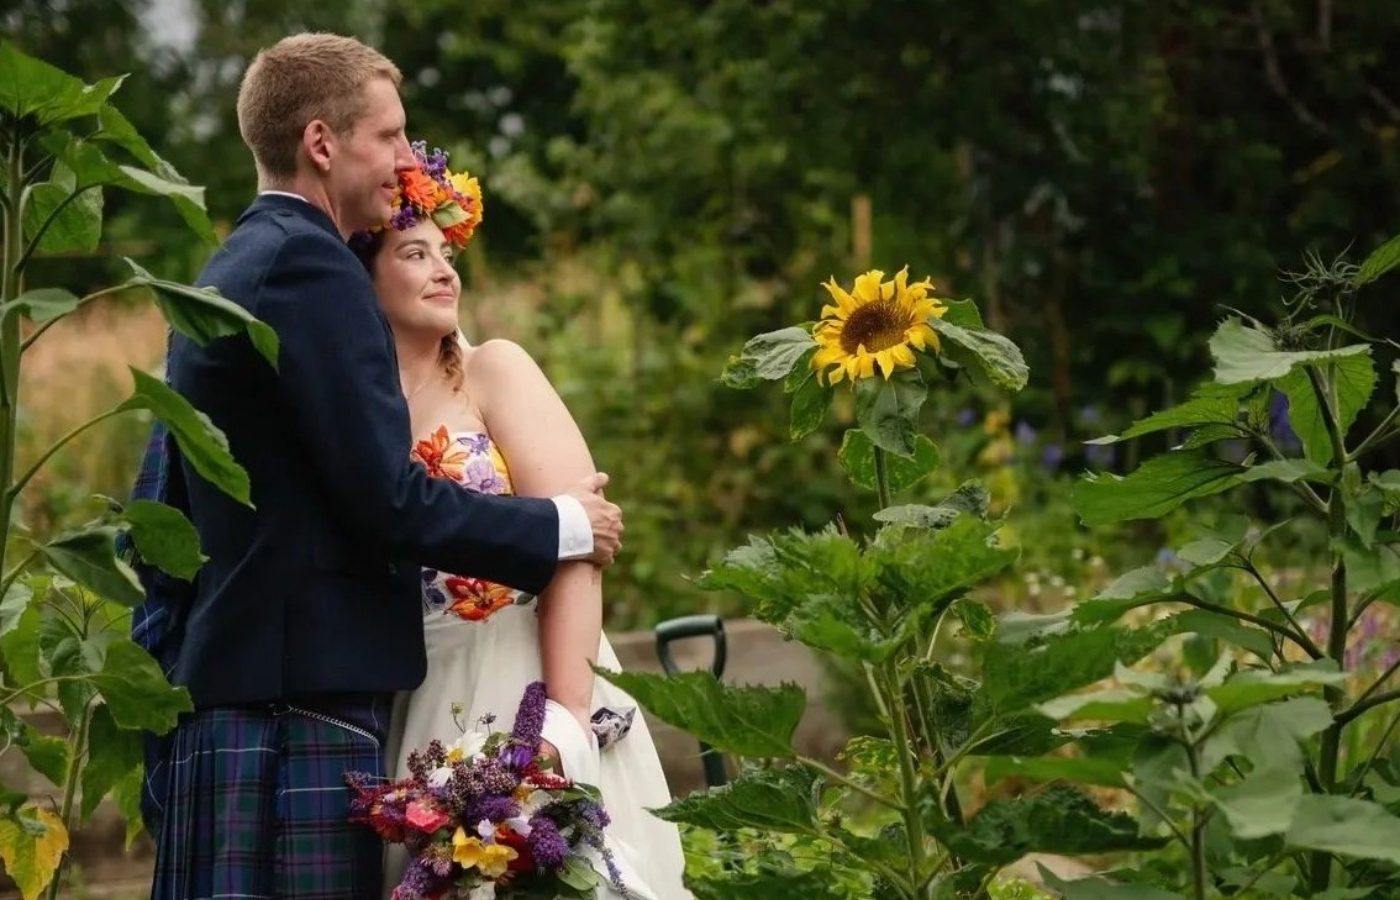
[552,495,594,560]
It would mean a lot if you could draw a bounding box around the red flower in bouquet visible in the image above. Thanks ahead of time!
[405,800,451,834]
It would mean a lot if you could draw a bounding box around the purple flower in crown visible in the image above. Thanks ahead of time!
[463,457,507,494]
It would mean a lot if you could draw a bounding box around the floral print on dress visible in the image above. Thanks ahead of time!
[411,426,470,481]
[414,427,533,622]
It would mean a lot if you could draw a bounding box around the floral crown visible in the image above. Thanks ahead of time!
[352,141,484,250]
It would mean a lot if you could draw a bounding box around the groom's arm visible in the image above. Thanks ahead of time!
[254,229,560,595]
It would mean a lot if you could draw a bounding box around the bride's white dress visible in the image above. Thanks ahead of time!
[383,427,690,899]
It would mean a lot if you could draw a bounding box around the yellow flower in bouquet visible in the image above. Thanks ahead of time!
[812,267,947,384]
[452,827,519,878]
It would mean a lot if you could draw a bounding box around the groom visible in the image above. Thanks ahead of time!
[136,34,622,899]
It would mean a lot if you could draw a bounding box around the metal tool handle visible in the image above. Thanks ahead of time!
[654,614,728,787]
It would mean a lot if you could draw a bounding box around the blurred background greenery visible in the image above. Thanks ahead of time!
[6,0,1400,629]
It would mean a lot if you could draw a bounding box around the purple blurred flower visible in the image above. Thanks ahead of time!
[956,407,977,427]
[1015,421,1038,446]
[1085,443,1116,468]
[1079,405,1101,425]
[1155,547,1177,567]
[1041,443,1065,472]
[1269,391,1302,453]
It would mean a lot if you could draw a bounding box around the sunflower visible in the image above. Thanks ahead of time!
[812,267,948,383]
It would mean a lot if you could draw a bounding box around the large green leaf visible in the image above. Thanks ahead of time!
[126,260,279,369]
[1086,383,1244,446]
[0,603,45,697]
[1,289,82,325]
[929,318,1029,391]
[873,481,988,531]
[56,135,216,246]
[1070,566,1174,626]
[1236,458,1332,485]
[1278,350,1376,465]
[93,104,215,244]
[21,171,103,255]
[15,726,68,789]
[78,704,143,821]
[698,526,870,626]
[39,527,144,607]
[121,499,206,581]
[1286,794,1400,864]
[652,764,821,832]
[982,621,1170,715]
[1036,688,1155,725]
[838,429,939,492]
[92,639,192,733]
[689,868,854,900]
[117,367,252,506]
[1205,662,1345,714]
[1355,232,1400,287]
[933,784,1164,865]
[782,591,895,663]
[1199,697,1332,774]
[722,327,815,387]
[788,373,829,440]
[1210,317,1370,385]
[111,767,144,849]
[870,516,1017,608]
[1073,450,1242,526]
[1207,764,1304,839]
[595,668,803,758]
[0,42,124,124]
[1039,867,1185,900]
[854,369,925,457]
[984,754,1130,789]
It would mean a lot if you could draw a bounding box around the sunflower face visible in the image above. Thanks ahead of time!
[812,267,948,383]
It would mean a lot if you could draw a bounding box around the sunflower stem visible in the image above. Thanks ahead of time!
[874,446,892,510]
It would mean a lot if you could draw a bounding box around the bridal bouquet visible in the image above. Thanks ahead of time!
[347,682,624,899]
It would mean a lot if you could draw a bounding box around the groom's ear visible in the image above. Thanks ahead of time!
[302,119,335,175]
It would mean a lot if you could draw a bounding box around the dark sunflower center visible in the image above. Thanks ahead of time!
[840,302,911,354]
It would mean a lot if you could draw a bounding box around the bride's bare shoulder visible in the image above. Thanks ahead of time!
[463,338,542,382]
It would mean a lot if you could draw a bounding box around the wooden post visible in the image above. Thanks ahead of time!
[851,193,872,269]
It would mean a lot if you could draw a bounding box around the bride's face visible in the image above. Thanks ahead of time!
[372,220,462,341]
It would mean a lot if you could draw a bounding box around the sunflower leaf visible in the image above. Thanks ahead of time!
[854,370,925,457]
[722,327,814,388]
[930,318,1029,392]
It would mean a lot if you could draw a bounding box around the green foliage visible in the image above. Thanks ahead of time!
[0,45,267,899]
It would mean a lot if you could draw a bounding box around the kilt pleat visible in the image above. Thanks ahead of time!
[150,696,389,900]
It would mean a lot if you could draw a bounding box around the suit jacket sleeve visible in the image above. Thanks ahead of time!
[255,230,560,595]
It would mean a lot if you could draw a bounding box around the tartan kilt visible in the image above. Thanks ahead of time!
[150,694,391,900]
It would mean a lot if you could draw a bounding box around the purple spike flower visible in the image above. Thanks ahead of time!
[527,814,570,870]
[512,681,548,746]
[464,793,519,826]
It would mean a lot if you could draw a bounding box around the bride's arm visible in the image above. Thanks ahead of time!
[469,339,603,732]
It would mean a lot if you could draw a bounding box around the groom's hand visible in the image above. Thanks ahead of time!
[566,473,623,566]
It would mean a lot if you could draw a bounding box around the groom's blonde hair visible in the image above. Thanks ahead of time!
[237,33,403,179]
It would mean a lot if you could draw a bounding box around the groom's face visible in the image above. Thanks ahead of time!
[332,76,415,231]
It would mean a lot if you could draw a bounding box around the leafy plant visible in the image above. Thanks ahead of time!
[1000,236,1400,898]
[597,268,1188,898]
[0,44,274,898]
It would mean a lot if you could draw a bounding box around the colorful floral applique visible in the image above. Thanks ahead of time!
[442,576,516,621]
[412,426,470,481]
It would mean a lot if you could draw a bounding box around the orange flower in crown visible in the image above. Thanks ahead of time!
[353,141,485,250]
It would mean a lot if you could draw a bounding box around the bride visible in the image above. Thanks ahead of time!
[351,144,689,900]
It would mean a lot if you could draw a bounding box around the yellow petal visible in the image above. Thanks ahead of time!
[827,364,846,385]
[894,266,909,296]
[813,346,843,367]
[852,270,884,302]
[822,278,858,315]
[914,324,939,350]
[857,351,875,380]
[891,344,917,367]
[876,349,896,379]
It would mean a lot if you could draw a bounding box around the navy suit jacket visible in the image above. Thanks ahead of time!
[144,194,559,707]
